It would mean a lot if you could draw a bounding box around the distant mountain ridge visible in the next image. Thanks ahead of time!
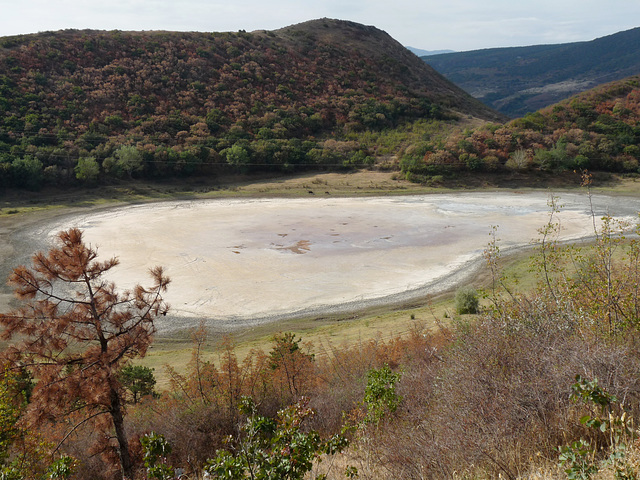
[423,27,640,118]
[406,47,455,57]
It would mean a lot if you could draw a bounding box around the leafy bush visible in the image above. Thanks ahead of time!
[204,397,351,480]
[558,375,637,479]
[141,433,174,480]
[454,285,479,314]
[362,364,401,425]
[10,156,43,190]
[74,156,99,184]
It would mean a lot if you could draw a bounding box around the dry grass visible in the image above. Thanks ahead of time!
[138,291,460,390]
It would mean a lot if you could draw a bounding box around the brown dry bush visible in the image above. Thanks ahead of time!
[309,325,434,434]
[126,335,276,474]
[126,330,328,474]
[122,324,437,476]
[126,394,235,476]
[353,295,640,479]
[351,207,640,479]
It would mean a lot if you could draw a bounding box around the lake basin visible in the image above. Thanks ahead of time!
[44,192,640,331]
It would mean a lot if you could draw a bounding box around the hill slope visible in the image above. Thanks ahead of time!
[0,18,502,189]
[423,27,640,118]
[399,75,640,181]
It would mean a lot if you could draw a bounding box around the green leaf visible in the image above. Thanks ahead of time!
[580,415,591,425]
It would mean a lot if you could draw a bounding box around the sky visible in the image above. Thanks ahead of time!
[0,0,638,52]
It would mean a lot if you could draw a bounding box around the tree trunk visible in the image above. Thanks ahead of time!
[110,387,133,479]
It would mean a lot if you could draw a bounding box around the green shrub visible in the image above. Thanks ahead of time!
[74,156,99,184]
[11,155,43,190]
[455,286,479,314]
[363,364,402,425]
[204,397,350,480]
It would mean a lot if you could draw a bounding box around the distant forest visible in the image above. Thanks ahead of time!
[400,76,640,182]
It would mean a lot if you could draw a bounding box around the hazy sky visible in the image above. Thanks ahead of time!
[0,0,638,51]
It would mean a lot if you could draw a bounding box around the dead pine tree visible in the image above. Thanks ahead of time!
[0,228,170,479]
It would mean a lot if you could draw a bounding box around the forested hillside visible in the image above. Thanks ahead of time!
[424,27,640,117]
[0,19,500,190]
[400,75,640,182]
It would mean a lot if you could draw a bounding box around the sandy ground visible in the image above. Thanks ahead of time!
[17,191,634,333]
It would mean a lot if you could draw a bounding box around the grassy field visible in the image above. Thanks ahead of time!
[3,168,638,214]
[1,169,638,388]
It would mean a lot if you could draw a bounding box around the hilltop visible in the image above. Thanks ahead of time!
[423,27,640,118]
[0,18,501,190]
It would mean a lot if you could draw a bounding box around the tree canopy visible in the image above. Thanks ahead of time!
[0,228,170,479]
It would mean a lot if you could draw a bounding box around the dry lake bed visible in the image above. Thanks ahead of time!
[24,191,638,333]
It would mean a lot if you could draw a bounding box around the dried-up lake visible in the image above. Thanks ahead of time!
[42,192,639,331]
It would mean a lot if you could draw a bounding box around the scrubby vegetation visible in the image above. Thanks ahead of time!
[0,19,500,191]
[454,285,479,314]
[399,76,640,182]
[1,181,640,479]
[3,19,640,192]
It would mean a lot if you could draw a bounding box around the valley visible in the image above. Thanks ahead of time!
[2,16,640,480]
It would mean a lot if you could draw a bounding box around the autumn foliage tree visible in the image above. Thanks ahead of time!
[268,332,315,402]
[0,228,170,479]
